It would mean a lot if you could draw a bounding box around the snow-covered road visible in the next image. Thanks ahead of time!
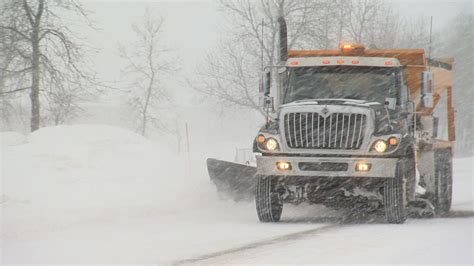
[178,158,474,265]
[181,212,473,265]
[1,126,472,264]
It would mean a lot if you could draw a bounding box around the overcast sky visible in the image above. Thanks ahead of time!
[78,0,473,103]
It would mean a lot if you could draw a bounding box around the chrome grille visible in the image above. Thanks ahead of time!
[283,112,367,150]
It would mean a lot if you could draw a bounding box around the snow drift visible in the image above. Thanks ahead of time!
[1,125,217,236]
[0,132,26,147]
[1,125,320,264]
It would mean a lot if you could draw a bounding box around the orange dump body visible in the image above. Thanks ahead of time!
[288,48,455,143]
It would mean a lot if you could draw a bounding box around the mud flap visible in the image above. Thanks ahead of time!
[207,158,256,202]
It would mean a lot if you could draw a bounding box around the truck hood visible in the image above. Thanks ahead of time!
[280,98,382,108]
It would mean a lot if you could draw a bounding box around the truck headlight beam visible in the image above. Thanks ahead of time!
[265,138,279,151]
[276,161,292,171]
[373,140,388,153]
[355,162,371,172]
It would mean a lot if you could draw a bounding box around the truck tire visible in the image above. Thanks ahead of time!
[433,149,453,214]
[384,158,413,224]
[256,175,283,222]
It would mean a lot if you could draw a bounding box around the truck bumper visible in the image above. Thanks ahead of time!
[256,156,398,178]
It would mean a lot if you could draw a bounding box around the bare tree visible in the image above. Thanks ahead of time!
[44,83,85,125]
[192,0,337,114]
[346,0,379,43]
[0,7,31,129]
[0,27,16,127]
[397,16,431,49]
[0,0,97,131]
[344,0,401,48]
[192,0,401,114]
[120,10,175,137]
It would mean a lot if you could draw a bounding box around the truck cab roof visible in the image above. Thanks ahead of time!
[286,56,402,68]
[288,45,426,67]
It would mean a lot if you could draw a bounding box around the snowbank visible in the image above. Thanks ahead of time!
[2,125,322,264]
[0,131,27,147]
[2,125,216,237]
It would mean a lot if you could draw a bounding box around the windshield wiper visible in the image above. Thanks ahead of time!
[291,99,320,103]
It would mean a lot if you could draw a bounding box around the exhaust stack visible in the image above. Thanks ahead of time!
[278,16,288,63]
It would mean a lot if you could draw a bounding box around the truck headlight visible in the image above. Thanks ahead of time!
[373,140,388,153]
[265,138,279,151]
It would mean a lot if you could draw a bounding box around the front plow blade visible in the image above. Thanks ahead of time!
[207,158,256,202]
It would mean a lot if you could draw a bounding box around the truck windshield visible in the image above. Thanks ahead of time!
[283,66,400,104]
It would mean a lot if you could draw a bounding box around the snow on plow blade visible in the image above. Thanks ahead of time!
[207,158,256,202]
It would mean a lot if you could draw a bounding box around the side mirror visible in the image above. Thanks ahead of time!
[433,116,439,138]
[263,96,274,110]
[421,71,434,108]
[384,97,396,110]
[263,71,271,96]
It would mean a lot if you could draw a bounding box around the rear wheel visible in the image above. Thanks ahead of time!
[433,149,453,215]
[384,158,413,224]
[256,175,283,222]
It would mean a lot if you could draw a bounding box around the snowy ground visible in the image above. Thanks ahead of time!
[1,125,473,264]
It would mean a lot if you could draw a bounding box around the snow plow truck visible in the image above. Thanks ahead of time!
[207,17,455,224]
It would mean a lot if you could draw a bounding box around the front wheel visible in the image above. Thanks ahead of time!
[384,158,413,224]
[256,175,283,222]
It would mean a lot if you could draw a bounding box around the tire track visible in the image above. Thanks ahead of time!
[171,223,343,265]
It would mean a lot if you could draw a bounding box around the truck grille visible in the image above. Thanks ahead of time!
[283,112,367,150]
